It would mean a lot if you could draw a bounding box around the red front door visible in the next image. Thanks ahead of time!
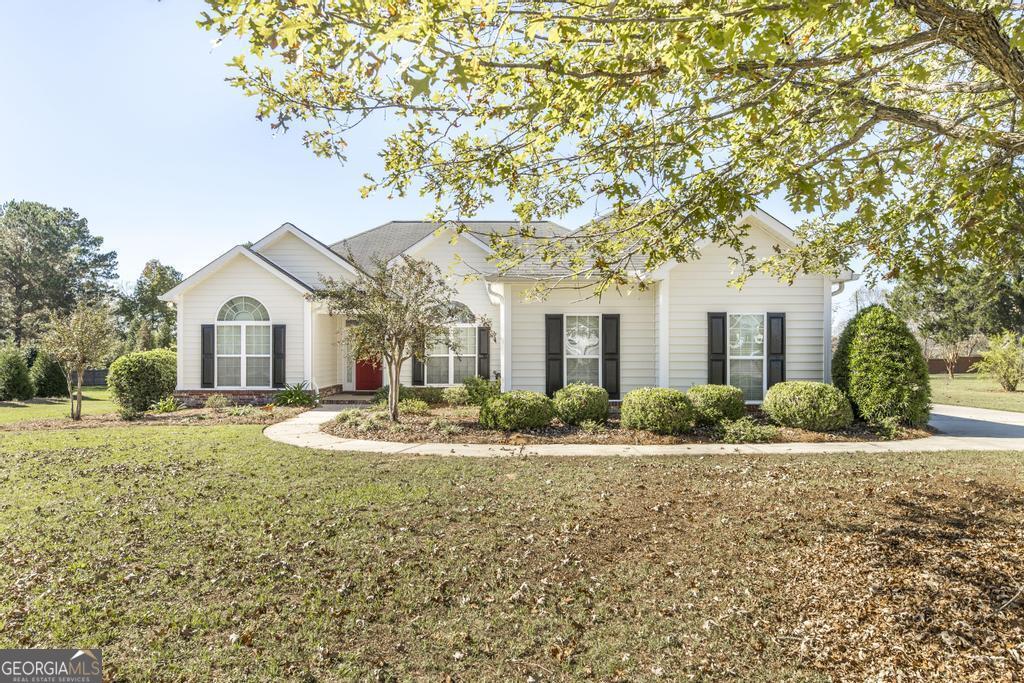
[355,360,383,390]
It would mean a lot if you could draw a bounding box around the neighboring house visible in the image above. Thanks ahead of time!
[160,211,855,404]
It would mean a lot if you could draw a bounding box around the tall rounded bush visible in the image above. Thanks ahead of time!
[762,381,853,431]
[847,306,930,427]
[108,349,177,418]
[686,384,745,426]
[0,346,34,401]
[832,305,876,396]
[29,352,67,398]
[620,387,694,435]
[553,383,609,425]
[479,390,554,430]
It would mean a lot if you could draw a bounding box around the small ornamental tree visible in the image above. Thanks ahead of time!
[312,256,482,421]
[972,332,1024,391]
[40,303,116,420]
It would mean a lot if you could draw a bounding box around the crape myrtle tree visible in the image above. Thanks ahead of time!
[204,0,1024,288]
[311,256,479,422]
[40,303,117,420]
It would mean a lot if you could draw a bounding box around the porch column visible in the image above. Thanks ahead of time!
[657,273,670,387]
[304,299,314,390]
[487,282,513,391]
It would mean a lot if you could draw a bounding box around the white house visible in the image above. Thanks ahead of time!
[160,211,855,404]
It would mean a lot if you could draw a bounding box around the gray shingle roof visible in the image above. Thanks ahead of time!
[330,220,569,273]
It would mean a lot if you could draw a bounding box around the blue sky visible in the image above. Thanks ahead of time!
[2,1,858,318]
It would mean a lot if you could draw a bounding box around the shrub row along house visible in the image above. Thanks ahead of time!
[159,212,856,404]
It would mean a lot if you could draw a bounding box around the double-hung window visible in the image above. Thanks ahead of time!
[728,313,765,402]
[216,296,272,388]
[425,325,477,385]
[565,314,601,385]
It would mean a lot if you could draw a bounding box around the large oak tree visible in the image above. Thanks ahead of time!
[204,0,1024,285]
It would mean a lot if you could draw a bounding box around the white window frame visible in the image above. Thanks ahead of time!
[726,312,767,404]
[215,297,272,389]
[425,323,478,387]
[563,313,603,387]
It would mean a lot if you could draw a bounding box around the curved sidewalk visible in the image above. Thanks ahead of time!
[263,404,1024,457]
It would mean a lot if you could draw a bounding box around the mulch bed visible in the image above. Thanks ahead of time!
[0,406,307,432]
[322,405,930,444]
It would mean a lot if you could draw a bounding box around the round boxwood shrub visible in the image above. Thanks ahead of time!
[686,384,745,426]
[29,351,67,398]
[0,345,34,401]
[479,390,554,430]
[847,306,931,427]
[620,387,694,435]
[831,305,876,397]
[108,349,177,418]
[553,383,609,425]
[441,385,471,406]
[762,381,853,431]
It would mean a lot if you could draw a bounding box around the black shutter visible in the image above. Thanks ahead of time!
[544,314,564,396]
[477,326,490,379]
[601,314,620,399]
[201,324,215,388]
[707,312,727,385]
[767,312,785,388]
[411,345,424,386]
[272,324,286,388]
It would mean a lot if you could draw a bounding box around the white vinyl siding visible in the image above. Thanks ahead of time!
[312,313,340,390]
[176,253,306,390]
[667,226,826,389]
[507,284,656,394]
[255,231,353,288]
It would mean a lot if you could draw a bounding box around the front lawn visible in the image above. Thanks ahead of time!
[930,372,1024,412]
[0,386,115,424]
[0,425,1020,680]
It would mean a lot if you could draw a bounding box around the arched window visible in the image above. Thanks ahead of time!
[425,301,478,385]
[216,297,271,387]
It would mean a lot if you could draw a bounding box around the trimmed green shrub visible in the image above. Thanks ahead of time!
[847,306,931,427]
[29,351,67,398]
[399,398,430,415]
[718,416,778,443]
[373,385,445,405]
[463,376,501,406]
[441,385,471,406]
[274,382,317,407]
[762,381,853,431]
[109,351,174,418]
[972,331,1024,391]
[686,384,745,426]
[204,393,230,412]
[479,390,554,430]
[620,387,694,435]
[832,305,876,397]
[553,383,609,425]
[145,348,177,394]
[0,345,34,401]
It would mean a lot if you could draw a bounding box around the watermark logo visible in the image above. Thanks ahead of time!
[0,649,101,683]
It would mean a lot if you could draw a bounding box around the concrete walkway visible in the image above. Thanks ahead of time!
[262,404,1024,456]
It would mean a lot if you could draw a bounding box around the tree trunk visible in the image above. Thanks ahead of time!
[387,356,402,422]
[65,367,75,419]
[74,367,84,420]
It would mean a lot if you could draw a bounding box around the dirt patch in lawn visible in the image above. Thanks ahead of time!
[322,405,929,444]
[0,405,307,432]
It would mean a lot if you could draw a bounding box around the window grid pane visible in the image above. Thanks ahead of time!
[565,316,600,357]
[217,357,241,386]
[218,296,269,321]
[729,359,764,402]
[246,325,271,355]
[246,357,271,387]
[566,358,600,386]
[216,325,241,355]
[728,314,764,357]
[453,356,476,383]
[426,356,449,384]
[453,327,476,355]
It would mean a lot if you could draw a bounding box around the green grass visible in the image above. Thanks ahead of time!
[0,386,115,424]
[0,425,1021,680]
[930,372,1024,412]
